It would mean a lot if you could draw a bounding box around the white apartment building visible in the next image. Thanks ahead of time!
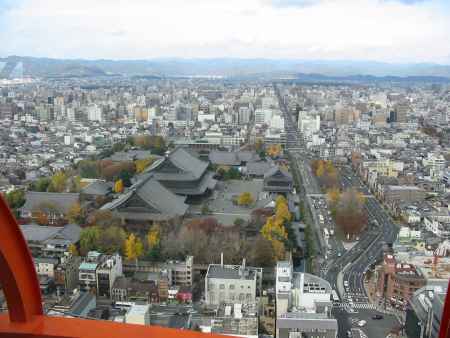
[423,153,446,181]
[87,104,102,122]
[298,115,320,136]
[205,258,262,306]
[255,108,273,125]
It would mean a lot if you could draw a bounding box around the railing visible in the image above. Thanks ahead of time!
[0,195,222,338]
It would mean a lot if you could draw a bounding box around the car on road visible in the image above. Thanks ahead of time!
[372,314,383,320]
[347,330,352,338]
[357,320,366,327]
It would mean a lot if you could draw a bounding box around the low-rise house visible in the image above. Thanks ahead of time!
[190,302,258,338]
[54,253,81,295]
[34,257,58,278]
[49,291,96,318]
[111,276,159,303]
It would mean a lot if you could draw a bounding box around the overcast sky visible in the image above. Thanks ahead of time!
[1,0,449,63]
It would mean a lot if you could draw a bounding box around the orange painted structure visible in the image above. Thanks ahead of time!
[0,195,221,338]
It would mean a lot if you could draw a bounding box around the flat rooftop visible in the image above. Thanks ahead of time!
[207,264,256,281]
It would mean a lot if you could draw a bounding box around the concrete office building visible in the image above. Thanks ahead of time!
[205,257,262,306]
[275,261,337,338]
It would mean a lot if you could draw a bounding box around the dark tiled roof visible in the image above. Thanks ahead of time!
[81,180,112,196]
[246,161,274,176]
[20,223,81,243]
[149,147,209,181]
[22,192,80,214]
[101,175,189,220]
[209,151,240,166]
[209,151,260,166]
[264,167,293,180]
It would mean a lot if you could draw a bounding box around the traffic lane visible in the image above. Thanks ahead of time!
[353,309,399,338]
[332,308,352,338]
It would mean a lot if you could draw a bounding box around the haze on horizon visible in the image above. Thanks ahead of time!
[1,0,450,64]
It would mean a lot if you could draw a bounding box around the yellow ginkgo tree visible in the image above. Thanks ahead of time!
[124,233,144,264]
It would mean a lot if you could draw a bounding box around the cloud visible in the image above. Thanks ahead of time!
[0,0,449,63]
[269,0,321,8]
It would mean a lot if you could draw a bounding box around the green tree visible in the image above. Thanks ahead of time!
[79,226,101,255]
[4,189,26,209]
[99,226,127,254]
[69,176,83,193]
[118,170,133,187]
[30,177,51,192]
[48,171,68,192]
[78,160,99,178]
[224,167,241,180]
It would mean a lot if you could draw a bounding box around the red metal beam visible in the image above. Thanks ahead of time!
[0,195,228,338]
[0,195,43,322]
[439,279,450,338]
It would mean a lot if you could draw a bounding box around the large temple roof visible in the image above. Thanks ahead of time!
[101,175,189,221]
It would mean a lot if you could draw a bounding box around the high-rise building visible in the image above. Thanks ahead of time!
[87,104,102,122]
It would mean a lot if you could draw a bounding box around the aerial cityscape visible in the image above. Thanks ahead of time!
[1,1,450,338]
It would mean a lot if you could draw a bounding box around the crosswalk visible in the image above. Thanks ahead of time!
[333,302,378,310]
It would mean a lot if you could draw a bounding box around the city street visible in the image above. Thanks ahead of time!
[275,83,401,338]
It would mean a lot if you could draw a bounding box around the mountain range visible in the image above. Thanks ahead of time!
[1,55,450,81]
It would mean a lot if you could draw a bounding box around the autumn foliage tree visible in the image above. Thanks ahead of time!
[124,233,144,262]
[237,192,254,206]
[132,135,166,155]
[266,144,282,158]
[261,216,287,260]
[114,179,124,193]
[147,223,161,249]
[335,188,368,239]
[68,243,79,256]
[135,157,155,173]
[67,202,84,224]
[311,160,339,189]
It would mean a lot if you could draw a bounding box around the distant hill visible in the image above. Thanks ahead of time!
[1,55,450,80]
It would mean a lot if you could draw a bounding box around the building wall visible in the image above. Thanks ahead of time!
[206,277,256,305]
